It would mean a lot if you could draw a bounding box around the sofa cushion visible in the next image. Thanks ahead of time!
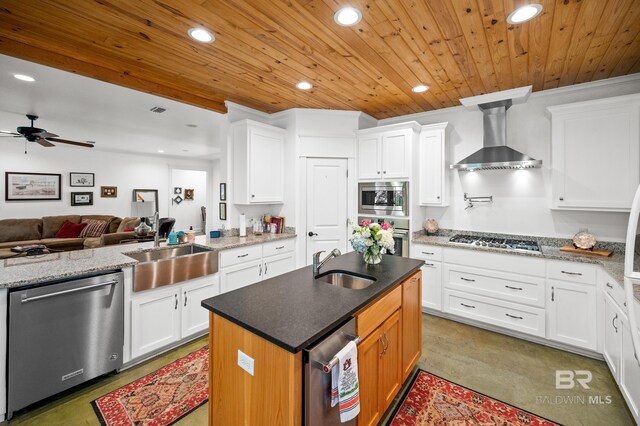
[40,238,85,250]
[81,215,118,234]
[0,218,43,243]
[83,237,102,249]
[117,217,141,233]
[56,220,88,238]
[0,240,43,249]
[109,217,122,234]
[42,215,81,238]
[79,219,109,238]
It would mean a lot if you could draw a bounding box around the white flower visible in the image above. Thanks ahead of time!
[377,229,395,250]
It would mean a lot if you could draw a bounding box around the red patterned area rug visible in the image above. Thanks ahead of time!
[387,370,561,426]
[92,346,208,426]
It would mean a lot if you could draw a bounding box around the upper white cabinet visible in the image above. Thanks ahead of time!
[418,122,450,206]
[232,119,286,204]
[547,94,640,212]
[356,122,419,181]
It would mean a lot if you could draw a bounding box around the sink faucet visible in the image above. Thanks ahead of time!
[313,249,341,277]
[153,211,160,247]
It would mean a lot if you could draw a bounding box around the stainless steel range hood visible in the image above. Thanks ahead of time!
[451,87,542,171]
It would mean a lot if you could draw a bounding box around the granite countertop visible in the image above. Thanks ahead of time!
[412,232,640,303]
[0,233,296,289]
[201,251,424,353]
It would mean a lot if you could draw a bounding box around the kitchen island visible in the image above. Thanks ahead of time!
[201,251,424,425]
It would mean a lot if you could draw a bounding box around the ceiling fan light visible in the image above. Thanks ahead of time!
[188,27,215,43]
[14,74,35,82]
[507,4,543,24]
[334,7,362,26]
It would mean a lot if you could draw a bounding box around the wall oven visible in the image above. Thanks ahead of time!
[357,217,409,258]
[358,181,409,217]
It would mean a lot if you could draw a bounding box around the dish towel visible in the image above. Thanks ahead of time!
[330,340,360,422]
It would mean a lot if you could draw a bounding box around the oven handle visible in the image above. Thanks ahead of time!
[20,280,118,304]
[322,336,362,373]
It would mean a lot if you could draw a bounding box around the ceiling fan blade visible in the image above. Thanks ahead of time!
[32,131,59,138]
[0,130,20,135]
[37,139,55,147]
[0,135,23,138]
[46,137,95,148]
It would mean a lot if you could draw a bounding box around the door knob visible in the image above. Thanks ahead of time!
[308,232,318,237]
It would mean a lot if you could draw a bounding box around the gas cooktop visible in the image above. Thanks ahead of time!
[449,234,541,253]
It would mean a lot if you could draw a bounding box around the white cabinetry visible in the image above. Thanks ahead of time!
[356,122,419,181]
[547,94,640,212]
[220,259,263,293]
[131,274,219,360]
[621,315,640,422]
[603,293,624,379]
[547,280,597,351]
[418,123,450,206]
[411,244,442,311]
[232,119,286,204]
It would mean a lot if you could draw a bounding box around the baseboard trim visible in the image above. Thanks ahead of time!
[120,330,208,371]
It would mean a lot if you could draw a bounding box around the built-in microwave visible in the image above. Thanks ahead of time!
[358,181,409,217]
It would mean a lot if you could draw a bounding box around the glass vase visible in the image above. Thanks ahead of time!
[363,249,382,265]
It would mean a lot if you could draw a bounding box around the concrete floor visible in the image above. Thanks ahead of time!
[5,314,635,425]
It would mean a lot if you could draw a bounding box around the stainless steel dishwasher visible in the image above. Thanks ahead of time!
[7,271,124,418]
[304,317,359,425]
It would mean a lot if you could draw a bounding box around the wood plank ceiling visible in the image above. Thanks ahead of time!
[0,0,638,119]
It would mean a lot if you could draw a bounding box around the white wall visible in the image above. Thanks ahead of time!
[380,75,640,242]
[169,168,207,233]
[0,142,213,224]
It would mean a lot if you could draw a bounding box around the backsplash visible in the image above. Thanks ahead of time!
[221,226,296,237]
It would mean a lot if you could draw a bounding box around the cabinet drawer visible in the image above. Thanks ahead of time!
[444,247,545,277]
[411,244,443,262]
[444,264,545,308]
[263,238,294,257]
[547,260,597,285]
[444,289,545,337]
[603,276,626,312]
[357,285,402,339]
[219,244,262,268]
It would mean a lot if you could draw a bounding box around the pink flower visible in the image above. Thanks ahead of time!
[381,223,391,230]
[360,219,372,227]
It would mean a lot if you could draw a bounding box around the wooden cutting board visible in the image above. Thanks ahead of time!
[560,246,613,257]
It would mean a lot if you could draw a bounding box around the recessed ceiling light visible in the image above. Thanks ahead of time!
[296,81,313,90]
[412,84,429,93]
[334,7,362,26]
[157,149,165,153]
[507,4,543,24]
[188,27,215,43]
[14,74,35,82]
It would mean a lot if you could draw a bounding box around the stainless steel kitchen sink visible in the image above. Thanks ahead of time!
[316,272,376,290]
[126,245,218,292]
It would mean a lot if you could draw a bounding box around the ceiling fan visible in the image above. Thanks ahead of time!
[0,114,95,149]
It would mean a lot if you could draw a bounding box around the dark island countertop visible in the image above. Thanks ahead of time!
[201,252,424,353]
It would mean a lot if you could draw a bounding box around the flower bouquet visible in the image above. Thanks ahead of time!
[350,219,395,265]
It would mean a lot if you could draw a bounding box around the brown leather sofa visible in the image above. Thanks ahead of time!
[0,215,141,251]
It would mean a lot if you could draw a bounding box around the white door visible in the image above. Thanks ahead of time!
[357,136,381,179]
[421,262,442,311]
[306,158,348,264]
[419,131,443,204]
[263,253,295,279]
[131,287,181,359]
[181,276,219,338]
[547,280,597,351]
[220,259,263,293]
[381,131,410,179]
[249,128,284,203]
[603,293,624,379]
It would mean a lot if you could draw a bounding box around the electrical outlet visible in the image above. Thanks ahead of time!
[237,350,254,376]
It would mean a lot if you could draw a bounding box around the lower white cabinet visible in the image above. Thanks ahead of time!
[603,293,624,379]
[131,274,219,360]
[621,318,640,422]
[220,259,263,293]
[263,251,295,279]
[421,262,442,311]
[547,279,597,351]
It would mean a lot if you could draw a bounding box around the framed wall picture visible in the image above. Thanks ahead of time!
[220,183,226,201]
[219,202,227,220]
[71,192,93,206]
[101,186,117,198]
[132,189,159,213]
[174,187,182,194]
[184,188,194,200]
[69,172,94,187]
[5,172,61,201]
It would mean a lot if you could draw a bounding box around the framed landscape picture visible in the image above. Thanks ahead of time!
[5,172,61,201]
[71,192,93,206]
[70,172,94,187]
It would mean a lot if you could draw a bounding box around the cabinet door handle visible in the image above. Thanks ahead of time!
[265,262,268,275]
[606,283,613,289]
[561,270,582,276]
[251,194,255,198]
[422,251,434,255]
[559,197,564,201]
[377,171,381,174]
[505,313,523,320]
[259,264,262,277]
[184,290,187,307]
[505,285,523,291]
[460,303,475,309]
[383,171,387,174]
[436,196,440,199]
[276,245,285,250]
[460,277,475,282]
[174,293,178,310]
[382,332,389,354]
[308,232,318,237]
[379,336,385,357]
[237,253,249,258]
[551,286,555,302]
[424,263,435,267]
[612,314,619,333]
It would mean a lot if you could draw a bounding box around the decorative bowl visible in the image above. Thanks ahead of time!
[573,231,596,250]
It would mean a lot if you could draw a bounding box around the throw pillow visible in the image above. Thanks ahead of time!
[55,220,88,238]
[79,219,109,238]
[123,227,135,232]
[117,217,141,233]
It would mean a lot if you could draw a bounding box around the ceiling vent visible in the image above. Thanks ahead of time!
[149,106,167,113]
